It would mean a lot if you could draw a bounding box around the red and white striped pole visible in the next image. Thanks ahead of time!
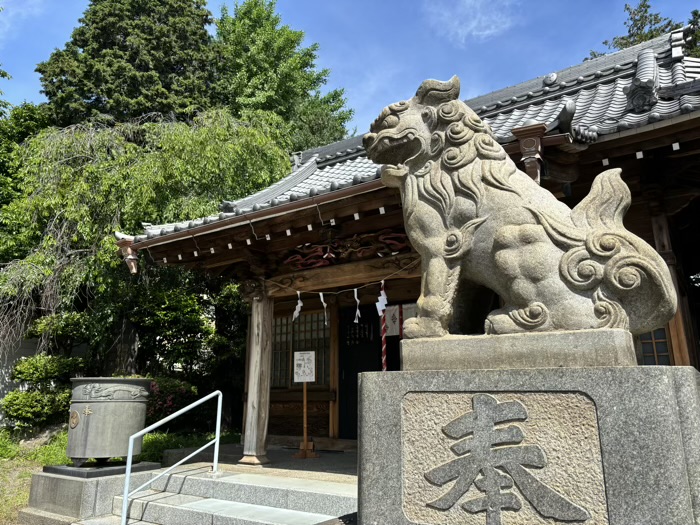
[376,280,388,372]
[381,308,387,371]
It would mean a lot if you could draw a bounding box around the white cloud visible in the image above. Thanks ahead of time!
[0,0,47,49]
[421,0,520,46]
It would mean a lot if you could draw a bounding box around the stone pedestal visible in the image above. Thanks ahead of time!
[20,469,155,523]
[401,329,637,370]
[358,366,700,525]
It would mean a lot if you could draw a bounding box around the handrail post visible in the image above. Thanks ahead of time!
[121,435,135,524]
[213,392,222,474]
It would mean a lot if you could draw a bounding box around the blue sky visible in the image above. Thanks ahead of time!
[0,0,694,134]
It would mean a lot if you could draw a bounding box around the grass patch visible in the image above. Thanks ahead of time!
[25,431,69,466]
[0,429,21,460]
[0,458,42,525]
[140,430,240,463]
[0,429,57,525]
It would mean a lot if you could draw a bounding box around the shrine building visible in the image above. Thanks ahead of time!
[117,29,700,464]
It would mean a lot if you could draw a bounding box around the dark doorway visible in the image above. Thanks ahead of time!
[338,304,382,439]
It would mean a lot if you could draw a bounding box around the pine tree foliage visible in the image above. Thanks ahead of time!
[36,0,353,149]
[36,0,214,125]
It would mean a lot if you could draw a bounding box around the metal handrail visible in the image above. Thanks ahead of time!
[120,390,223,525]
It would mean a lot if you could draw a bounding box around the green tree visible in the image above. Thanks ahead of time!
[588,1,682,58]
[212,0,353,151]
[0,109,290,375]
[36,0,214,125]
[0,103,53,208]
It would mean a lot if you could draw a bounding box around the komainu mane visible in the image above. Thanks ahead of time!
[363,76,677,338]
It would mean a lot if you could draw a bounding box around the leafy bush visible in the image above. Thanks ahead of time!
[0,389,71,429]
[147,377,199,428]
[1,354,82,430]
[11,354,84,386]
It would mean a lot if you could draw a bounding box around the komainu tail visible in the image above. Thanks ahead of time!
[532,168,677,334]
[571,168,629,230]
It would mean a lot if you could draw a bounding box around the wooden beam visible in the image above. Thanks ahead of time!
[266,253,421,298]
[133,183,400,254]
[583,116,700,164]
[146,203,405,268]
[544,159,580,183]
[132,179,387,250]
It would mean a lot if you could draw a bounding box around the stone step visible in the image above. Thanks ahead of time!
[148,469,357,517]
[76,516,159,525]
[17,507,75,525]
[114,491,335,525]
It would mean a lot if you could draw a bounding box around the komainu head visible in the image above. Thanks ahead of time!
[364,76,503,190]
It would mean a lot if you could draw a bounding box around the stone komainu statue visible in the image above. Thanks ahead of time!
[363,76,677,338]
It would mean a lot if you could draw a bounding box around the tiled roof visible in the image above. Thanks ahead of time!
[474,32,700,143]
[134,142,378,242]
[131,29,700,244]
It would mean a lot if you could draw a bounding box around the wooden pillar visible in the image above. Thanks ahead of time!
[512,123,547,184]
[239,280,274,465]
[329,298,340,439]
[650,212,692,366]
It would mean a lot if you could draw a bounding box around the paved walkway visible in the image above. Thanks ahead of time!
[164,443,358,483]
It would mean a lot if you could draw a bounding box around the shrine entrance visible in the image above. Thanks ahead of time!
[338,304,382,439]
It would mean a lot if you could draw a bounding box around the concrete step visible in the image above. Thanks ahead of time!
[148,469,357,517]
[114,490,335,525]
[76,516,158,525]
[17,507,75,525]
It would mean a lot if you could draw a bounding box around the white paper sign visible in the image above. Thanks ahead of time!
[385,305,401,336]
[294,351,316,383]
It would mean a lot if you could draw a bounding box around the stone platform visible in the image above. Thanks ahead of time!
[401,329,637,370]
[358,366,700,525]
[43,462,161,479]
